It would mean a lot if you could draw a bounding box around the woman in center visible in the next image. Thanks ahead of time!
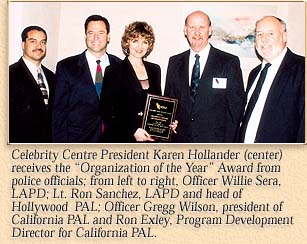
[100,21,163,142]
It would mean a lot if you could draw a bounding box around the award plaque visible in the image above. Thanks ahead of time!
[142,94,178,141]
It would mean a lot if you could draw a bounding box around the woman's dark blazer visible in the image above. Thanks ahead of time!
[100,57,162,142]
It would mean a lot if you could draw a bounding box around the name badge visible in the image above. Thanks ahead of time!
[212,78,227,89]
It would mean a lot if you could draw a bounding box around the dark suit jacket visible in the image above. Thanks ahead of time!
[100,57,162,142]
[164,45,245,143]
[244,48,305,143]
[52,51,121,143]
[9,58,55,143]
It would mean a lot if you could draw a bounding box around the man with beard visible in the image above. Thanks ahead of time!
[52,15,121,143]
[164,10,245,143]
[9,26,55,143]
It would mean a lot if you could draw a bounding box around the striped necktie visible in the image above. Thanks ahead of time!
[37,68,48,106]
[95,60,103,97]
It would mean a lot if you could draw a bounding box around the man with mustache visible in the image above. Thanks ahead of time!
[239,16,305,143]
[164,10,245,143]
[9,26,55,143]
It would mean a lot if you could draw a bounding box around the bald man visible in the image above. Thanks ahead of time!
[164,10,245,143]
[239,16,305,143]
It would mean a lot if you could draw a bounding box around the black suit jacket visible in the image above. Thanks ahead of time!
[9,58,55,143]
[52,51,121,143]
[244,48,305,143]
[100,57,162,142]
[164,45,245,143]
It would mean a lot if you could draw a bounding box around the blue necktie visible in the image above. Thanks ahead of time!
[239,63,271,142]
[95,60,103,97]
[191,54,200,100]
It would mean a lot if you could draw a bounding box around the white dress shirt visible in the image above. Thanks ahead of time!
[85,51,110,84]
[189,45,211,85]
[244,47,287,143]
[22,57,49,93]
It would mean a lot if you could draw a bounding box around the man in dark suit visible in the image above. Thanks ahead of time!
[52,15,121,143]
[239,16,305,143]
[9,26,55,143]
[164,10,245,143]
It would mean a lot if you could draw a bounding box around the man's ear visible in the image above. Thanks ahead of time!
[282,31,288,44]
[184,26,187,37]
[209,26,213,37]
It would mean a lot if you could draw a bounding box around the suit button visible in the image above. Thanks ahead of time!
[191,118,195,121]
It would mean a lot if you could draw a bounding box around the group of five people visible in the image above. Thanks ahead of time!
[9,10,305,143]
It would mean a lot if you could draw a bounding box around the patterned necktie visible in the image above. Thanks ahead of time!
[37,68,48,106]
[239,63,272,142]
[95,60,103,97]
[191,54,200,100]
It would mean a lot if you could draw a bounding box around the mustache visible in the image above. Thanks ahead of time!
[33,49,44,52]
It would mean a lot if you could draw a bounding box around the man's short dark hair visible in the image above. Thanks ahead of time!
[21,26,47,42]
[84,15,110,34]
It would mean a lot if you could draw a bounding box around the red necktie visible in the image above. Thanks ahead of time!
[95,60,103,97]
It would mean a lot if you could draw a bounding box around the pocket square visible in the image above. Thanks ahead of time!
[212,78,227,89]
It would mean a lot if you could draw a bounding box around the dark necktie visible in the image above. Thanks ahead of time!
[95,60,103,97]
[239,63,271,142]
[190,54,200,100]
[37,68,48,106]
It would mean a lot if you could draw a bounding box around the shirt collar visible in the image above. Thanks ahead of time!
[22,57,44,82]
[189,44,211,59]
[261,47,287,69]
[85,50,108,65]
[22,57,42,73]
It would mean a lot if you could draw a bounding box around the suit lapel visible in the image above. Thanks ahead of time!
[19,58,39,87]
[144,61,158,93]
[256,49,295,139]
[42,66,54,89]
[77,52,99,100]
[78,52,94,83]
[266,49,292,102]
[195,47,218,100]
[179,51,190,93]
[19,58,46,104]
[246,65,262,93]
[184,51,190,87]
[123,58,144,98]
[108,54,119,66]
[200,47,214,80]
